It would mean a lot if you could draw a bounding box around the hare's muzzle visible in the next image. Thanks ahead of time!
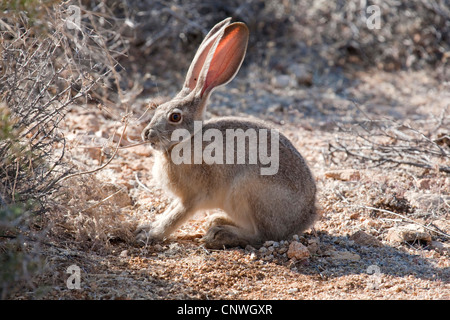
[142,127,157,142]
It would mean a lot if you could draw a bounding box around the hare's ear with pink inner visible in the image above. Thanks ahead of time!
[184,18,232,91]
[197,22,249,98]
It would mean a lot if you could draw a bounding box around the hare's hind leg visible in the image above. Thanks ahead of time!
[206,212,236,229]
[202,200,262,249]
[202,224,261,249]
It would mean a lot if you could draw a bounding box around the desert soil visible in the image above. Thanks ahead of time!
[15,66,449,300]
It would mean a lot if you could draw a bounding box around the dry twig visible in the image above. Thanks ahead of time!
[329,105,450,173]
[354,205,450,240]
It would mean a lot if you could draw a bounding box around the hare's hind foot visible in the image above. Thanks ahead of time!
[202,225,247,249]
[202,224,260,249]
[206,212,236,229]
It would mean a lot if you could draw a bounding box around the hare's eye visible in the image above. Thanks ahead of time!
[169,112,182,123]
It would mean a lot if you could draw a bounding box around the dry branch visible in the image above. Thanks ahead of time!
[328,107,450,174]
[0,2,131,213]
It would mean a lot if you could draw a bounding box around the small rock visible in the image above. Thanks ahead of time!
[287,63,313,86]
[166,243,182,255]
[267,104,284,113]
[386,224,432,244]
[263,254,274,261]
[272,74,292,88]
[119,250,128,258]
[416,178,432,190]
[287,241,310,260]
[287,287,299,294]
[259,247,268,254]
[245,245,256,252]
[430,241,450,254]
[263,240,275,247]
[392,285,404,293]
[349,212,360,220]
[349,230,382,247]
[363,219,381,228]
[307,238,320,254]
[292,234,299,241]
[324,169,361,181]
[278,247,288,254]
[325,250,361,261]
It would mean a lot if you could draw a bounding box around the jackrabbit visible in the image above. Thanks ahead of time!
[136,18,317,248]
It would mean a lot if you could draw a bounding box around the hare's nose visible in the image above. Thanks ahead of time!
[142,127,156,141]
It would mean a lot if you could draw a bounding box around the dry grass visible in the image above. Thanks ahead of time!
[49,174,136,249]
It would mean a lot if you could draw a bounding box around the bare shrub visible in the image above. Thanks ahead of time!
[328,105,450,173]
[0,0,128,298]
[112,0,449,89]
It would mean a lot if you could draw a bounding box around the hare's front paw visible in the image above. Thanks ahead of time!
[134,224,164,246]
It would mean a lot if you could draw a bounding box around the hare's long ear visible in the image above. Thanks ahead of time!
[196,22,249,98]
[184,18,232,91]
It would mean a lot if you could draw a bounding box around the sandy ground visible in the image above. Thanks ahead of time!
[12,66,449,300]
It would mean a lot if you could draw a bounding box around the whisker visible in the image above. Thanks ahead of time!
[118,141,152,149]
